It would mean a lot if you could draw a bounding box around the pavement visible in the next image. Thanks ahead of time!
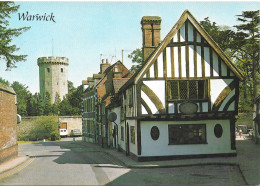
[0,135,259,185]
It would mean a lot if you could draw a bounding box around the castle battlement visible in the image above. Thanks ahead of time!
[37,56,69,66]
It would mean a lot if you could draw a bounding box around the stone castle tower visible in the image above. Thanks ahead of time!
[37,56,69,104]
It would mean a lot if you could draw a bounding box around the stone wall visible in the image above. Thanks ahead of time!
[59,116,82,136]
[0,83,17,163]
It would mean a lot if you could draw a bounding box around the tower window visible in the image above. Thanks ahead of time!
[47,68,50,73]
[61,68,63,72]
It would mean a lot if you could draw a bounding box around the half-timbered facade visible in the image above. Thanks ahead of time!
[117,10,243,161]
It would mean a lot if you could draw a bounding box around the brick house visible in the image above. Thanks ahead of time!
[82,60,130,146]
[0,83,18,163]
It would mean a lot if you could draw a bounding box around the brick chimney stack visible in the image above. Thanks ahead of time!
[100,58,110,74]
[141,16,161,61]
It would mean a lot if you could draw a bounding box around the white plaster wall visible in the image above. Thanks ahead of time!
[219,89,235,111]
[210,79,233,108]
[213,51,219,77]
[119,121,126,151]
[109,107,121,149]
[166,47,171,78]
[204,47,211,77]
[181,46,186,77]
[150,64,155,78]
[188,21,194,42]
[141,90,157,114]
[221,61,228,76]
[189,45,195,77]
[196,46,202,77]
[173,32,178,42]
[174,47,179,77]
[143,80,165,114]
[180,24,185,42]
[140,120,234,157]
[127,120,137,155]
[197,33,201,42]
[157,53,163,77]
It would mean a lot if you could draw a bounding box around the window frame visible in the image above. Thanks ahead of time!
[130,126,135,144]
[167,79,209,101]
[121,126,124,141]
[168,124,207,145]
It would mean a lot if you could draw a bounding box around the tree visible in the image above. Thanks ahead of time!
[26,93,34,116]
[52,92,61,115]
[128,48,143,71]
[233,10,259,106]
[0,77,10,86]
[34,93,44,116]
[0,2,30,69]
[200,17,236,55]
[44,92,52,115]
[11,81,30,116]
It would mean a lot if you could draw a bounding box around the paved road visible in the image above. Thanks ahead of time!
[0,138,246,185]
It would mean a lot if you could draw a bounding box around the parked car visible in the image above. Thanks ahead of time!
[70,129,81,137]
[59,129,68,137]
[248,129,254,137]
[237,125,248,134]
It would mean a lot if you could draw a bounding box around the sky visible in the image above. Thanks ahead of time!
[0,1,259,94]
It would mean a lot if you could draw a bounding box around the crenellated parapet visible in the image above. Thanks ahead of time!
[37,56,69,66]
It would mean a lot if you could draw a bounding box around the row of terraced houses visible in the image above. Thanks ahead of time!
[81,10,245,161]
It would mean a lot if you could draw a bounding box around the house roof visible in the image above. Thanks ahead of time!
[119,10,244,92]
[95,60,128,87]
[113,78,130,93]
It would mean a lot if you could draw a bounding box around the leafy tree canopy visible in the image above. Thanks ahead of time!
[0,2,30,69]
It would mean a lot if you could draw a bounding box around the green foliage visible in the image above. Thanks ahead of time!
[128,48,143,71]
[11,81,30,116]
[44,91,52,115]
[0,77,10,86]
[200,17,236,54]
[233,10,259,106]
[58,82,83,116]
[0,2,30,69]
[34,93,44,116]
[200,11,260,112]
[18,116,59,141]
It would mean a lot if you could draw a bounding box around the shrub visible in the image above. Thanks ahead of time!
[18,116,59,141]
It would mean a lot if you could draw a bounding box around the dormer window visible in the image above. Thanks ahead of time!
[168,80,208,101]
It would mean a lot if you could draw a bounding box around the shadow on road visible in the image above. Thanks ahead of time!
[27,139,123,166]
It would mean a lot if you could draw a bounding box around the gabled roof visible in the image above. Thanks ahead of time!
[96,60,128,87]
[119,10,244,92]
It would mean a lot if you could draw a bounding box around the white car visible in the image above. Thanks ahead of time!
[59,129,68,137]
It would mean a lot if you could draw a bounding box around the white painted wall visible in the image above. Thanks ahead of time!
[189,45,195,77]
[204,47,211,77]
[219,89,235,111]
[196,46,202,77]
[109,107,121,149]
[210,79,233,108]
[181,46,186,77]
[142,80,165,114]
[180,24,185,42]
[127,119,137,155]
[188,21,194,42]
[158,53,163,77]
[140,120,235,157]
[166,47,171,78]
